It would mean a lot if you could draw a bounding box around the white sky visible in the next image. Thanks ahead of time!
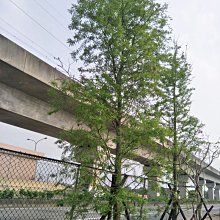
[0,0,220,168]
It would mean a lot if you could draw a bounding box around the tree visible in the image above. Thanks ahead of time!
[157,42,204,220]
[183,135,220,220]
[50,0,171,219]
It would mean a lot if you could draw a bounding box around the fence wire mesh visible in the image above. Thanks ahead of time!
[0,147,82,220]
[0,147,164,220]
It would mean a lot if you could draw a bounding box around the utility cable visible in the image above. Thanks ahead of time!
[32,0,72,36]
[44,0,69,22]
[0,19,77,77]
[0,26,58,67]
[0,17,57,63]
[8,0,72,52]
[0,16,73,72]
[0,27,76,76]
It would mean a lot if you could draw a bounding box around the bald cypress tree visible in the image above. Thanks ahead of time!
[158,43,203,220]
[50,0,171,219]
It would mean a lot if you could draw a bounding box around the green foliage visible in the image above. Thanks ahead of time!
[49,1,216,219]
[50,0,173,219]
[51,0,171,167]
[156,42,204,219]
[147,187,168,203]
[157,42,204,175]
[187,190,196,200]
[158,43,202,151]
[18,189,55,199]
[0,188,15,199]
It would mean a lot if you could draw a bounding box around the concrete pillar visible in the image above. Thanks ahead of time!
[147,177,160,199]
[179,175,188,199]
[199,179,206,198]
[206,181,215,201]
[143,166,160,199]
[214,183,220,201]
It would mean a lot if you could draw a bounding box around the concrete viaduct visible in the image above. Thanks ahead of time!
[0,34,220,200]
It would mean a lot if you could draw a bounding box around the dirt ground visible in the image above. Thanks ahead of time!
[210,214,220,220]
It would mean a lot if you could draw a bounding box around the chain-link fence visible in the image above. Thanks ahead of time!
[0,147,83,220]
[0,147,166,220]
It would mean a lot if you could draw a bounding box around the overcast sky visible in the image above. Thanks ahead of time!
[0,0,220,168]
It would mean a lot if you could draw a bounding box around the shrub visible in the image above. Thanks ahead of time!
[0,189,15,199]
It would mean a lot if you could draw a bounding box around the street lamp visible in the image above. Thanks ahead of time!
[27,137,47,151]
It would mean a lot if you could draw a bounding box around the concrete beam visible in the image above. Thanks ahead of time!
[0,82,78,138]
[0,34,67,89]
[0,82,151,164]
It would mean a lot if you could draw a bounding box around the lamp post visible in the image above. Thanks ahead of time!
[27,137,47,151]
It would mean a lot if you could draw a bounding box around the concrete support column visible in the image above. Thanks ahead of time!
[214,183,220,201]
[199,179,206,198]
[179,174,188,199]
[206,181,215,201]
[147,177,160,199]
[143,166,160,199]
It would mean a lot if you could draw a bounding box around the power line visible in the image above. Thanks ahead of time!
[44,0,69,22]
[8,0,72,52]
[0,27,76,76]
[0,19,77,77]
[0,17,57,63]
[32,0,72,36]
[0,26,58,67]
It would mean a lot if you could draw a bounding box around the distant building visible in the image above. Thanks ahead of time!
[0,143,44,181]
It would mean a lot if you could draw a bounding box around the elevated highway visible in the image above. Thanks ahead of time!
[0,34,153,164]
[0,34,76,137]
[0,34,220,200]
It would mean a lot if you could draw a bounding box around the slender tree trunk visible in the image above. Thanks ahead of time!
[112,69,123,220]
[113,133,122,220]
[195,177,202,220]
[112,170,121,220]
[123,201,130,220]
[171,81,179,220]
[171,152,178,220]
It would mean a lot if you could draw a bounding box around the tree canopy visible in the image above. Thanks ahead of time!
[49,1,216,220]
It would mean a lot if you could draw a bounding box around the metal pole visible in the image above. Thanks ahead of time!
[34,142,37,151]
[27,137,47,151]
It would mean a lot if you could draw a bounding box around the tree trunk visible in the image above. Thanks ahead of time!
[170,152,178,220]
[112,153,122,220]
[171,80,179,220]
